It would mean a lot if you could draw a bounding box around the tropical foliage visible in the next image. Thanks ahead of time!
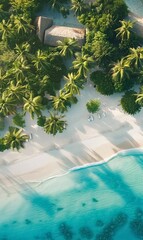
[57,38,79,58]
[136,86,143,106]
[120,90,141,114]
[115,20,134,42]
[3,127,29,150]
[86,99,101,114]
[23,94,43,119]
[72,52,94,78]
[44,113,67,136]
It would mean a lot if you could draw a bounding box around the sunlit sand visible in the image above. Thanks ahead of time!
[1,81,143,185]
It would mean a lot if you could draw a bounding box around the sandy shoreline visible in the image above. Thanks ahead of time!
[1,82,143,190]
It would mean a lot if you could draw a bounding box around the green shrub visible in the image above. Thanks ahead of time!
[13,113,25,128]
[96,77,115,95]
[120,90,141,114]
[86,99,101,113]
[91,31,115,67]
[90,71,115,95]
[90,70,105,84]
[37,115,46,127]
[113,77,134,92]
[103,0,128,21]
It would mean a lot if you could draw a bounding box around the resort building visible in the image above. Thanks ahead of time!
[36,16,86,47]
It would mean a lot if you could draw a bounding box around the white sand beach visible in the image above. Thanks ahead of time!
[1,0,143,190]
[1,81,143,187]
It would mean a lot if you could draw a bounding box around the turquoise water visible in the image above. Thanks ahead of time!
[125,0,143,17]
[0,149,143,239]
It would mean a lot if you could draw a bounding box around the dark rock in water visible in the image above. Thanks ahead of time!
[82,203,86,207]
[92,198,98,202]
[130,219,143,237]
[79,226,94,239]
[34,236,40,239]
[57,207,64,211]
[96,220,104,227]
[45,231,54,240]
[96,212,128,240]
[12,220,17,224]
[39,219,42,222]
[135,208,143,219]
[25,219,32,224]
[59,222,73,240]
[3,224,8,228]
[129,208,143,238]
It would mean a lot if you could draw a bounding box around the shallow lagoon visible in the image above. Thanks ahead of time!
[125,0,143,17]
[0,150,143,239]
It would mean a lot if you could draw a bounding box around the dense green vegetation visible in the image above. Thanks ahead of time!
[1,0,143,151]
[86,99,101,114]
[120,90,141,114]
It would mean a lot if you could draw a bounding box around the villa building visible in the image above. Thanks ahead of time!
[36,16,86,47]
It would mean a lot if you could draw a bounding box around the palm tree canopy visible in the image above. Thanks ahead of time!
[0,91,16,116]
[52,90,71,113]
[32,49,49,71]
[57,38,79,58]
[0,19,13,41]
[136,86,143,104]
[44,112,67,135]
[126,47,143,69]
[11,57,30,79]
[14,42,31,61]
[11,14,34,34]
[73,52,94,78]
[115,20,134,42]
[23,93,43,119]
[6,81,27,103]
[63,72,80,95]
[112,58,130,81]
[4,126,29,150]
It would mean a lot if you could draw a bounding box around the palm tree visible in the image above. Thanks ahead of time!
[112,58,131,81]
[6,81,27,103]
[10,57,30,79]
[14,42,31,61]
[32,50,49,71]
[44,112,67,136]
[12,15,34,34]
[23,93,43,119]
[10,0,35,13]
[115,20,134,42]
[56,38,79,58]
[136,86,143,105]
[136,93,143,104]
[126,47,143,69]
[0,19,13,41]
[72,52,94,78]
[0,69,10,90]
[52,90,70,113]
[0,91,16,116]
[63,72,80,95]
[3,127,29,151]
[71,0,85,16]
